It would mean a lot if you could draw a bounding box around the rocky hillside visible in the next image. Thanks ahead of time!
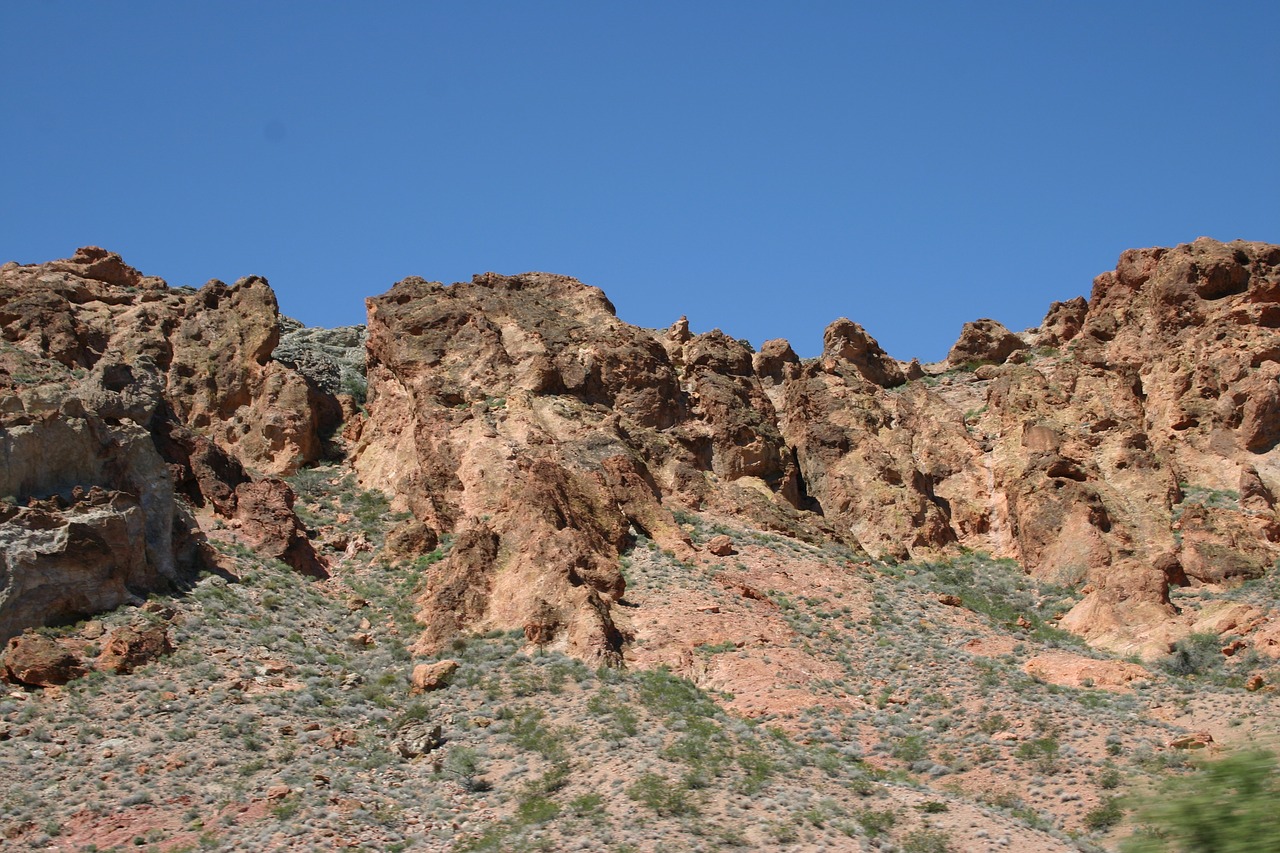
[347,238,1280,664]
[1,240,1278,852]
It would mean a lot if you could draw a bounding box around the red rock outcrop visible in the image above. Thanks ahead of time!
[0,248,338,640]
[0,247,339,477]
[95,621,173,674]
[1,632,86,687]
[6,239,1280,666]
[946,318,1027,366]
[230,479,327,578]
[355,273,713,663]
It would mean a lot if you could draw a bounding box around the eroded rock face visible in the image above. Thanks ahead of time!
[231,479,327,578]
[0,414,181,641]
[0,248,340,640]
[7,240,1280,666]
[356,272,761,663]
[355,239,1280,663]
[0,247,339,477]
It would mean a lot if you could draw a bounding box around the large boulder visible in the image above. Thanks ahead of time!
[2,632,86,687]
[947,318,1027,366]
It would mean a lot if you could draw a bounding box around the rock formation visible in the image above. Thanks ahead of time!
[351,239,1280,662]
[0,247,339,641]
[3,239,1279,664]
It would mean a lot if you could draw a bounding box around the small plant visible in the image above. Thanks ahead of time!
[1085,796,1124,831]
[893,734,929,763]
[1015,736,1061,774]
[626,773,698,817]
[444,747,490,792]
[1162,633,1224,678]
[902,828,953,853]
[857,808,898,838]
[515,796,560,824]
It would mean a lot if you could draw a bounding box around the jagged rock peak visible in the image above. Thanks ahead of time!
[946,318,1027,367]
[820,318,906,388]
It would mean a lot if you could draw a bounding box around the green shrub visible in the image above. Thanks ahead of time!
[1015,736,1060,774]
[444,747,489,792]
[1122,749,1280,852]
[1085,796,1124,830]
[892,734,929,763]
[1162,633,1223,678]
[856,808,898,837]
[902,829,953,853]
[515,796,560,824]
[626,773,698,816]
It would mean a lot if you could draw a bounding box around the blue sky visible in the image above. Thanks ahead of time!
[3,3,1277,361]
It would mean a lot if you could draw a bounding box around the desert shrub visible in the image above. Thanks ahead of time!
[515,796,560,824]
[1015,736,1060,774]
[1122,749,1280,852]
[1161,633,1223,678]
[902,829,953,852]
[892,734,929,763]
[856,808,897,837]
[1085,796,1124,831]
[443,747,489,792]
[626,773,698,816]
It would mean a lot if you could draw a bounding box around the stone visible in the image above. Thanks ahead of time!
[383,519,439,561]
[232,479,327,578]
[95,622,173,674]
[410,659,459,694]
[1168,732,1214,750]
[395,720,445,758]
[946,319,1027,366]
[707,535,736,556]
[2,633,86,687]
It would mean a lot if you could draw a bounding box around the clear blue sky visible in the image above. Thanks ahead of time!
[3,2,1277,361]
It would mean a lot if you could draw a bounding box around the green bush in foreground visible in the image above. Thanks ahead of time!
[1122,749,1279,852]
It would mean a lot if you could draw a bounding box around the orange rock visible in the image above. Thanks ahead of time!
[1169,732,1214,750]
[410,660,459,694]
[1,633,86,687]
[96,623,173,675]
[707,535,736,556]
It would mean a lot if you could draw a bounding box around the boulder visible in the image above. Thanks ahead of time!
[706,535,736,556]
[2,632,86,687]
[95,622,173,674]
[410,659,459,694]
[232,479,327,578]
[395,720,444,758]
[946,319,1027,366]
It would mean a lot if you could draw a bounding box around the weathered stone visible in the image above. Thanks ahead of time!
[707,535,736,556]
[95,622,173,674]
[395,720,444,758]
[947,319,1027,366]
[409,659,459,694]
[2,632,86,687]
